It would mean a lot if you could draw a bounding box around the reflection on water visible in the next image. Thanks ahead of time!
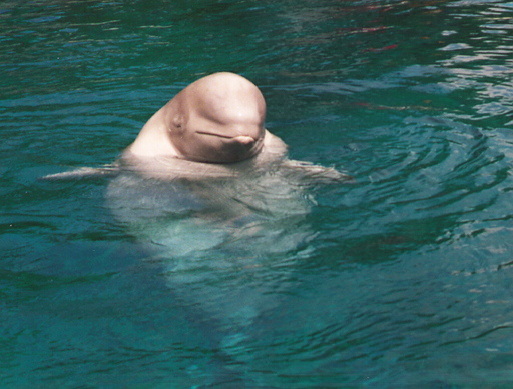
[2,0,513,386]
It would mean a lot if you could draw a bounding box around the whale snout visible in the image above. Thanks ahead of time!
[232,135,256,146]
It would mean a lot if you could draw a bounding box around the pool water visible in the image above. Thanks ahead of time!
[2,0,513,386]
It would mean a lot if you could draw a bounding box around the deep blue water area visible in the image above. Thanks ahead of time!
[2,0,513,387]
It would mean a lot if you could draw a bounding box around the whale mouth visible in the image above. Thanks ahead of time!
[195,130,232,138]
[195,130,254,141]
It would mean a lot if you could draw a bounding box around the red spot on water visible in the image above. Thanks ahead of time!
[364,44,398,53]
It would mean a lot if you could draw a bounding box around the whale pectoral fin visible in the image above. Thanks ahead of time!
[40,165,120,181]
[282,160,354,184]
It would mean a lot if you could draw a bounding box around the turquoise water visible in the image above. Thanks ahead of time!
[3,0,513,386]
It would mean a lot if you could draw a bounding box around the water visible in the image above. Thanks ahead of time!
[2,0,513,386]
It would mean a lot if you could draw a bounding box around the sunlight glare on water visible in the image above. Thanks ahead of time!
[2,0,513,387]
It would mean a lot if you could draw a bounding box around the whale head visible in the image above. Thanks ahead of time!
[164,72,267,163]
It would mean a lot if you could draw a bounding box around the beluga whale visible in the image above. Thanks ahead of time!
[44,71,350,256]
[44,72,351,372]
[101,72,350,254]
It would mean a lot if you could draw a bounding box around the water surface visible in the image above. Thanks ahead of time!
[2,0,513,387]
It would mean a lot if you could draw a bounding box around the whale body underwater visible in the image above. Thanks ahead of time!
[44,73,351,363]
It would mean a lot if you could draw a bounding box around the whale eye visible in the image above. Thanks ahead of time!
[172,115,183,130]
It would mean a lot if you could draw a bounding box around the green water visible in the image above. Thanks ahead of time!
[2,0,513,387]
